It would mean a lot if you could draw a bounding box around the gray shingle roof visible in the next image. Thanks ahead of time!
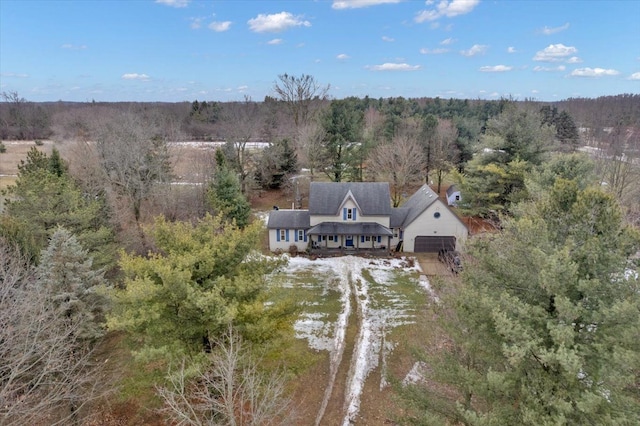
[446,184,459,197]
[308,182,392,216]
[390,207,409,228]
[399,184,439,227]
[307,222,393,236]
[266,210,310,229]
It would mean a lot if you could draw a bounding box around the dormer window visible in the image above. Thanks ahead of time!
[343,207,357,221]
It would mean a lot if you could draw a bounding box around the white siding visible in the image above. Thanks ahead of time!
[268,229,308,252]
[309,198,390,227]
[402,200,468,252]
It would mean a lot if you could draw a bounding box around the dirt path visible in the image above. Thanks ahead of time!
[314,263,354,425]
[285,256,423,425]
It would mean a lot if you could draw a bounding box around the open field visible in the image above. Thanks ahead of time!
[0,139,54,176]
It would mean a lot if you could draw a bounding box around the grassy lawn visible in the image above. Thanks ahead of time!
[266,254,433,423]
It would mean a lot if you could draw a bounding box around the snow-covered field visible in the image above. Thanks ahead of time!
[270,254,438,425]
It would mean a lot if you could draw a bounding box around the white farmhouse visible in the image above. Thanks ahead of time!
[267,182,468,253]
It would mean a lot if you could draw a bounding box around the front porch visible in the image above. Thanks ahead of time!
[306,221,394,254]
[308,246,391,257]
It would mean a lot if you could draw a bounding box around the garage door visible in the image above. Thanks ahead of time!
[414,236,456,253]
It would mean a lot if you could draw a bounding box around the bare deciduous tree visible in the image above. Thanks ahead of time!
[296,121,326,178]
[219,97,263,194]
[368,133,425,207]
[431,118,460,193]
[0,238,107,426]
[273,73,329,131]
[93,111,173,234]
[593,125,640,226]
[157,329,294,426]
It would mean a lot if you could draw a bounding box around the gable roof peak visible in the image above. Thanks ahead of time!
[308,182,392,216]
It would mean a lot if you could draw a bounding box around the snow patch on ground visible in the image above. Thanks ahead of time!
[419,274,440,303]
[402,361,427,386]
[275,255,422,425]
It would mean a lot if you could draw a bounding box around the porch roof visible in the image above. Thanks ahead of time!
[306,222,393,236]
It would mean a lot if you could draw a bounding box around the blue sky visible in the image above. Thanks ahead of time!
[1,0,639,103]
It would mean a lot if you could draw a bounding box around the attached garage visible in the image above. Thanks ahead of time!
[413,236,456,253]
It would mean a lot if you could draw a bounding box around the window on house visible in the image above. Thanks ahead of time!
[455,195,460,201]
[393,231,398,238]
[328,235,335,241]
[298,230,304,241]
[279,229,286,240]
[320,235,326,241]
[347,208,353,220]
[365,236,371,242]
[434,212,441,218]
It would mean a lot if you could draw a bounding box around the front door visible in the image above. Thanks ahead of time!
[345,235,354,247]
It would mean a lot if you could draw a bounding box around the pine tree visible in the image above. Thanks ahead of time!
[208,148,251,228]
[402,175,640,425]
[107,215,290,360]
[555,110,580,151]
[1,150,116,270]
[36,228,108,340]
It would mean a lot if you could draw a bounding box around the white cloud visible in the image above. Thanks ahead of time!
[337,53,350,60]
[479,65,512,72]
[190,17,203,29]
[420,47,448,54]
[540,22,570,35]
[507,46,517,53]
[566,56,582,63]
[121,73,150,81]
[247,12,311,33]
[629,72,640,80]
[570,67,620,77]
[208,21,231,32]
[237,85,249,91]
[415,0,480,23]
[382,36,395,42]
[440,37,456,45]
[533,65,566,72]
[460,44,488,57]
[367,62,421,71]
[533,43,578,62]
[155,0,189,8]
[332,0,403,9]
[1,72,29,78]
[61,43,87,50]
[267,38,283,45]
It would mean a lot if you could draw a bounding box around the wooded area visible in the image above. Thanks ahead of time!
[1,83,639,425]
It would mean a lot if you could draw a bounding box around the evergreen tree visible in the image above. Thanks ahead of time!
[48,147,68,177]
[321,99,364,182]
[107,215,291,360]
[207,149,251,228]
[254,138,298,190]
[36,228,108,340]
[456,105,556,217]
[401,177,640,425]
[555,110,580,151]
[16,146,50,175]
[1,150,116,270]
